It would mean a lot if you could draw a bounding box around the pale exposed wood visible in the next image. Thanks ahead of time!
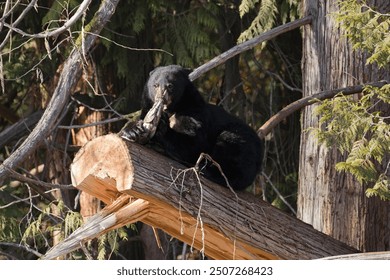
[43,190,270,260]
[43,134,358,260]
[71,91,112,219]
[43,194,145,260]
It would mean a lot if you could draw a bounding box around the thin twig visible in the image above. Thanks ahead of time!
[77,31,173,56]
[252,54,302,93]
[1,0,91,40]
[261,171,297,215]
[0,242,43,258]
[0,0,38,50]
[58,116,126,129]
[6,168,73,190]
[0,193,40,209]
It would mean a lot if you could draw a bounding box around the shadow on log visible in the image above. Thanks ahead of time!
[42,134,357,260]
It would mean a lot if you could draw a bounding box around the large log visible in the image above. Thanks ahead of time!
[44,134,357,259]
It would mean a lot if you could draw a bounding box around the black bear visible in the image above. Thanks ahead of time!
[120,65,263,190]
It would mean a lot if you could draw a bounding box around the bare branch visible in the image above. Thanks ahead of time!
[0,193,41,209]
[0,0,121,184]
[257,80,389,139]
[58,116,126,130]
[1,0,91,40]
[0,110,43,150]
[189,16,312,81]
[261,171,297,215]
[6,168,73,190]
[0,0,38,50]
[79,31,173,56]
[0,0,23,32]
[0,242,43,258]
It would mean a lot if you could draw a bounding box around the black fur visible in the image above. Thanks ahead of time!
[130,65,263,190]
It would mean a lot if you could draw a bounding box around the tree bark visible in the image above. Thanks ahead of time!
[0,0,120,184]
[45,134,358,260]
[298,0,390,251]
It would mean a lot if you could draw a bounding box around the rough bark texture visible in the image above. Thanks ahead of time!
[0,0,120,184]
[45,134,359,260]
[298,0,390,251]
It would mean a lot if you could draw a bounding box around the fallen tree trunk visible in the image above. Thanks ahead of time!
[44,134,357,259]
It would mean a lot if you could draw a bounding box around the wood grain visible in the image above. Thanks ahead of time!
[42,134,358,260]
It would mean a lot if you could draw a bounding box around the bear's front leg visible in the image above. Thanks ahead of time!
[168,114,202,136]
[119,120,150,144]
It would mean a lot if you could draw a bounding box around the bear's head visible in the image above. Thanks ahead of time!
[145,65,192,112]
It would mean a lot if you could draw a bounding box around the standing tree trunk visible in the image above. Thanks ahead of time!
[298,0,390,251]
[218,5,246,119]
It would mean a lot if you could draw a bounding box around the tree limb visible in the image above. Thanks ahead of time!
[0,0,121,184]
[0,0,37,50]
[0,242,43,258]
[5,168,73,191]
[0,110,43,150]
[320,251,390,260]
[257,80,389,139]
[1,0,91,39]
[189,16,312,81]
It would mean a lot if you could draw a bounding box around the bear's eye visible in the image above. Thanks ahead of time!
[166,83,173,90]
[153,83,159,88]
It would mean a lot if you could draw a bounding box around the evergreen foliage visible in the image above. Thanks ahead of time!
[314,89,390,200]
[0,0,303,259]
[335,0,390,69]
[314,1,390,200]
[238,0,278,43]
[238,0,300,43]
[151,1,220,67]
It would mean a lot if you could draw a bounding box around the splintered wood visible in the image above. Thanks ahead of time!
[43,134,358,260]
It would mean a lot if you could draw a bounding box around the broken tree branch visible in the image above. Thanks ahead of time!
[44,134,358,260]
[0,0,121,184]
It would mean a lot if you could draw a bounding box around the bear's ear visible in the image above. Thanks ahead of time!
[148,67,159,77]
[182,68,192,77]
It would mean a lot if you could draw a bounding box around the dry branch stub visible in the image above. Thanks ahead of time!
[56,134,360,260]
